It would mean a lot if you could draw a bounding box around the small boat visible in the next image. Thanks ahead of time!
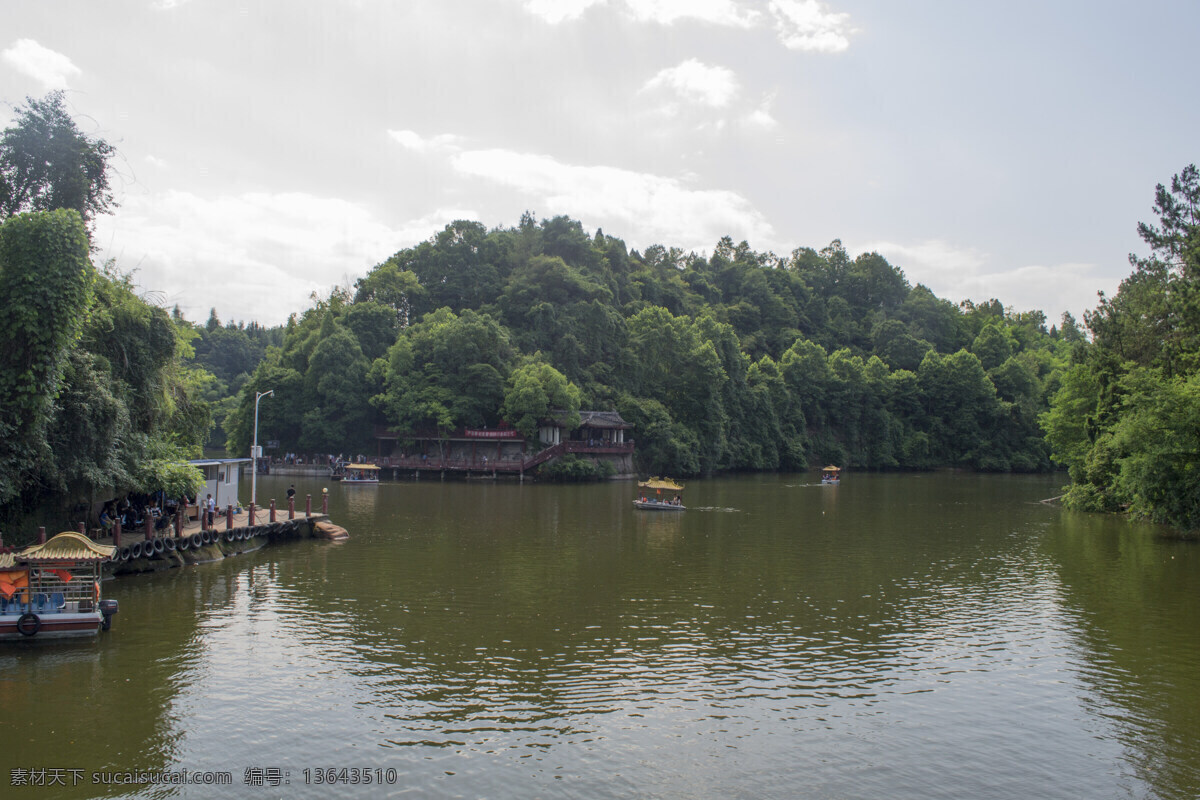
[340,463,381,484]
[634,478,686,511]
[821,465,841,484]
[1,532,119,640]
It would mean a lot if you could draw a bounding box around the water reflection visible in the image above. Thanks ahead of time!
[1043,511,1200,800]
[5,473,1197,799]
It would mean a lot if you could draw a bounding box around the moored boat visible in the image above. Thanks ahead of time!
[0,532,118,640]
[341,464,381,484]
[634,477,686,511]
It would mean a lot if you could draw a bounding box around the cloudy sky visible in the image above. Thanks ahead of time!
[3,0,1197,327]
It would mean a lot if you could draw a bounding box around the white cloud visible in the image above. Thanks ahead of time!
[144,154,169,169]
[642,59,740,109]
[860,238,1116,321]
[522,0,758,28]
[769,0,852,53]
[450,148,772,251]
[744,93,778,129]
[523,0,607,24]
[1,39,82,90]
[622,0,760,28]
[95,190,467,325]
[387,129,465,155]
[519,0,856,54]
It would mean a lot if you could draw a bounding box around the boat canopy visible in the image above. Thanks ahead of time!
[345,464,380,471]
[18,532,115,563]
[638,477,684,491]
[822,465,841,473]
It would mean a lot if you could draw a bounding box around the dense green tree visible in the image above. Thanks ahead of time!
[373,308,515,437]
[501,360,581,440]
[300,325,374,453]
[0,210,94,505]
[0,92,116,226]
[1042,165,1200,528]
[342,300,400,362]
[225,355,306,457]
[198,208,1076,481]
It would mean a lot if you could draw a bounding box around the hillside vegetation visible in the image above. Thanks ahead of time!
[223,215,1081,478]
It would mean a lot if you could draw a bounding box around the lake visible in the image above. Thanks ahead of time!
[3,472,1198,799]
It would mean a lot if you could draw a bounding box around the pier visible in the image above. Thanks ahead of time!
[72,494,343,576]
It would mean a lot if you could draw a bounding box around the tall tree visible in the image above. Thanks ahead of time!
[0,92,116,226]
[1044,165,1200,528]
[0,209,94,504]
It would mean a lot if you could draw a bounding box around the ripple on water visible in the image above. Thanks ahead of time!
[81,474,1200,800]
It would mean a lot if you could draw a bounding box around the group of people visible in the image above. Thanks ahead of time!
[97,496,171,533]
[637,494,683,505]
[96,485,302,536]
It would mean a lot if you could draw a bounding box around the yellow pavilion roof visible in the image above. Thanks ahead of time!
[19,531,115,562]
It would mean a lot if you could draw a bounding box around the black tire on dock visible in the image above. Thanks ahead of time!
[175,536,188,551]
[164,537,177,551]
[189,532,205,548]
[130,541,144,559]
[16,612,40,636]
[118,545,132,561]
[151,538,166,555]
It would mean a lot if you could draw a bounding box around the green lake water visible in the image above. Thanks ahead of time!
[3,472,1198,799]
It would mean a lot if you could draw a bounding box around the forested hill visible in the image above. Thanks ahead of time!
[222,214,1083,477]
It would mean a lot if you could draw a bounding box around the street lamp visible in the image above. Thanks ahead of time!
[251,389,273,507]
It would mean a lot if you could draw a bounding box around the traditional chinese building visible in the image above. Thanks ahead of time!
[373,410,634,479]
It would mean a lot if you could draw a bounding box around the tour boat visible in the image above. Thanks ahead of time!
[0,532,119,640]
[634,478,686,511]
[341,464,381,484]
[821,466,841,484]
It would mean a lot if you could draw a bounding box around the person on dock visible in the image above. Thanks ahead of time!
[205,494,215,527]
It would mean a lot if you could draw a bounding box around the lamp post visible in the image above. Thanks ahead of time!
[251,389,273,508]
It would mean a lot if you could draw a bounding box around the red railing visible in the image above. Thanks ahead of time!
[376,439,632,473]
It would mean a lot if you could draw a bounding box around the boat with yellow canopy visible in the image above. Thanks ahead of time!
[334,463,381,484]
[634,477,686,511]
[1,531,119,640]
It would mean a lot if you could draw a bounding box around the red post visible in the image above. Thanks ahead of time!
[288,496,295,520]
[145,516,153,541]
[226,504,234,530]
[38,526,46,544]
[200,503,207,531]
[305,494,312,518]
[78,522,86,538]
[113,519,122,548]
[248,502,256,526]
[269,499,277,523]
[174,510,183,538]
[322,490,328,515]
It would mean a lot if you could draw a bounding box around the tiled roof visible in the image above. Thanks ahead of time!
[19,532,115,562]
[551,410,632,429]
